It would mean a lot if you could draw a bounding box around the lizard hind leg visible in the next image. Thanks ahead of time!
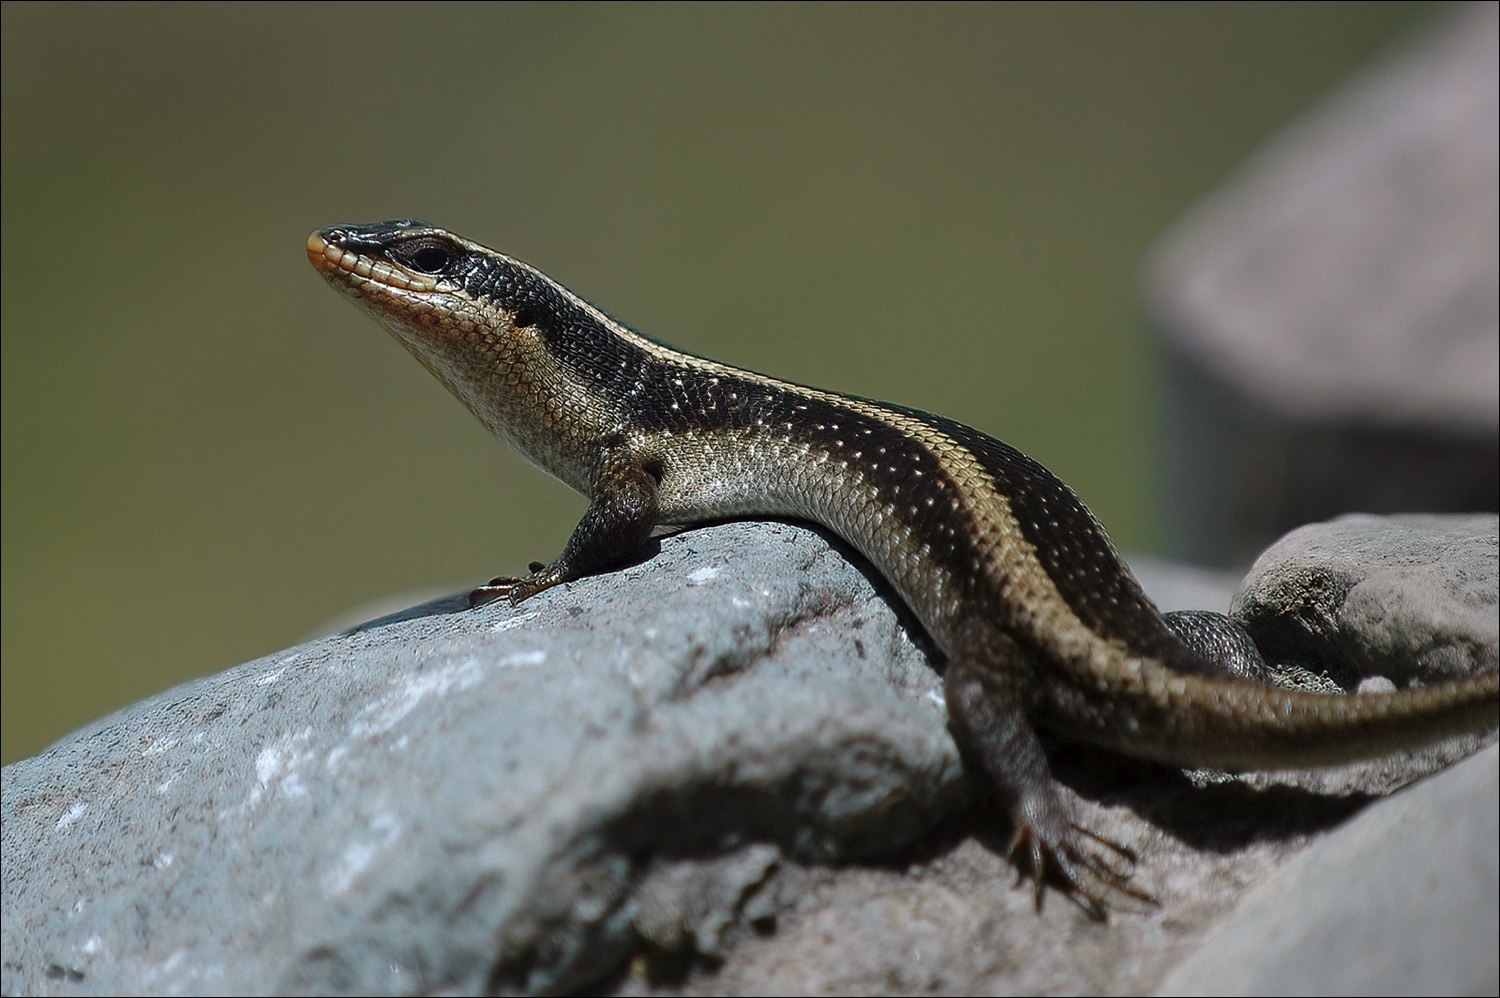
[943,652,1156,920]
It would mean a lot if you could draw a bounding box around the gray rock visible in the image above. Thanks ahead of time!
[1234,512,1499,685]
[1157,744,1499,998]
[1,522,960,997]
[1147,4,1500,565]
[3,519,1493,996]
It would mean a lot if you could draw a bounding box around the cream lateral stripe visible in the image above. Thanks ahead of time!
[542,258,1404,739]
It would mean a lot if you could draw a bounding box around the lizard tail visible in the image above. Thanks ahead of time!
[1044,660,1499,771]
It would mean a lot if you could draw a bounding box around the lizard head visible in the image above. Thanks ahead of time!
[308,220,631,487]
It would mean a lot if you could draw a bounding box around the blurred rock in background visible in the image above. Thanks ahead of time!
[1148,2,1499,567]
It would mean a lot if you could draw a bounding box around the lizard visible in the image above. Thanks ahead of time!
[307,219,1499,917]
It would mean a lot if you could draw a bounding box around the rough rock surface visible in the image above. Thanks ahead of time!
[3,523,956,996]
[1158,744,1499,998]
[1235,512,1499,685]
[1147,3,1499,564]
[3,515,1495,997]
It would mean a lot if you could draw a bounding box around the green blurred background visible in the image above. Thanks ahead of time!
[2,2,1433,763]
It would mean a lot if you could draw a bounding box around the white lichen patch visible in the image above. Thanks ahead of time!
[489,611,540,632]
[495,649,547,668]
[55,800,88,831]
[244,727,317,809]
[140,735,180,757]
[349,657,489,739]
[323,812,405,897]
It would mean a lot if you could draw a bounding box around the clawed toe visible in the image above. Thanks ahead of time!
[469,565,569,608]
[468,579,520,608]
[1006,820,1158,920]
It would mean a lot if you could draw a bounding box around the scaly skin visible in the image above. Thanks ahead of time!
[309,220,1499,917]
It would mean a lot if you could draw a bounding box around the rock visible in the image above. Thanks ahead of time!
[3,519,1492,996]
[1147,3,1500,565]
[1,522,959,996]
[1234,513,1499,685]
[1157,744,1499,998]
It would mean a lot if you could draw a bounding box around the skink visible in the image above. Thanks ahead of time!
[308,219,1499,916]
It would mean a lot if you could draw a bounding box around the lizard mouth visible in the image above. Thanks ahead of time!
[306,229,440,293]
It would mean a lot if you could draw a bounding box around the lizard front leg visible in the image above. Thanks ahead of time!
[471,463,660,607]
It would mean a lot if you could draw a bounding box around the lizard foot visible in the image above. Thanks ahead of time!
[1008,818,1157,921]
[469,562,561,607]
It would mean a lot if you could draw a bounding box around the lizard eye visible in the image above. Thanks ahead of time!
[391,237,459,275]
